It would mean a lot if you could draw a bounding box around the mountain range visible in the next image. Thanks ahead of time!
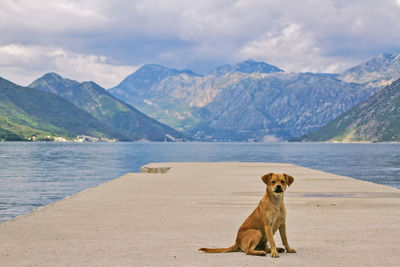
[1,52,400,142]
[110,58,393,141]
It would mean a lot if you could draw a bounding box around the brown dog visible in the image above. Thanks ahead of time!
[199,173,296,258]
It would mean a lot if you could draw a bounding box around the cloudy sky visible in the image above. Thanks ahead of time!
[1,0,400,88]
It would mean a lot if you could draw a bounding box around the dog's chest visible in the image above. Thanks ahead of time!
[266,206,285,233]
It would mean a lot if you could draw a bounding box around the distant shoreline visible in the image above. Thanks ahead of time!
[1,140,400,143]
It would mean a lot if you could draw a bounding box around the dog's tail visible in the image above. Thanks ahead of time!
[199,243,240,253]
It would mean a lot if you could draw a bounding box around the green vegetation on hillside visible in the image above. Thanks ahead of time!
[30,73,183,141]
[298,78,400,142]
[0,77,125,141]
[0,117,55,141]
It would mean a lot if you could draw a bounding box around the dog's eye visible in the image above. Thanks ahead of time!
[271,181,276,184]
[281,180,285,184]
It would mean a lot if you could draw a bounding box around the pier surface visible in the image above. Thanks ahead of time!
[1,162,399,266]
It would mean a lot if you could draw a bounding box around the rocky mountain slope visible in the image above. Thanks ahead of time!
[109,60,379,141]
[109,64,200,107]
[210,59,284,76]
[0,77,123,141]
[30,73,183,141]
[191,72,376,140]
[109,60,286,132]
[298,78,400,142]
[339,52,400,87]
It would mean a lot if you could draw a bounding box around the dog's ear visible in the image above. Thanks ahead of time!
[284,173,294,186]
[261,173,273,185]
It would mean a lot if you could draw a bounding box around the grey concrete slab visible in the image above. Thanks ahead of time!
[0,162,399,266]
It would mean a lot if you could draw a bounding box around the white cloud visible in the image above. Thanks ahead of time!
[133,0,400,73]
[0,44,136,88]
[236,23,357,73]
[1,0,400,82]
[0,0,108,36]
[237,24,318,71]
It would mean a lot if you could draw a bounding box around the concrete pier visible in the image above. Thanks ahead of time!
[1,162,399,266]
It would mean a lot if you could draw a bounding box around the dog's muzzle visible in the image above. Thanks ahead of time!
[274,185,283,193]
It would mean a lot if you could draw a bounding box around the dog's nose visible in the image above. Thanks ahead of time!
[276,185,282,189]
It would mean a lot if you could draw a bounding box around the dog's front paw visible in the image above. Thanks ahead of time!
[270,249,280,258]
[266,247,285,253]
[286,248,296,253]
[258,251,267,256]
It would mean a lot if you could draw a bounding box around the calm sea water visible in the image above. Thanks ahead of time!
[0,142,399,223]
